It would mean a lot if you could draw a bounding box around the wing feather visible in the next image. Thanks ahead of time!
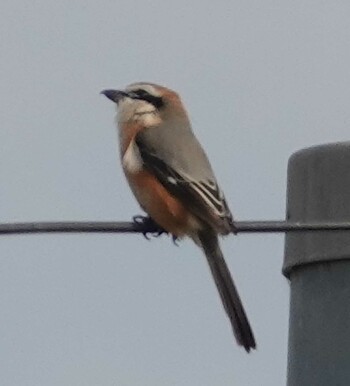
[135,129,233,234]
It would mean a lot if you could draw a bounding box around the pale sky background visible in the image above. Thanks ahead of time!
[1,1,350,385]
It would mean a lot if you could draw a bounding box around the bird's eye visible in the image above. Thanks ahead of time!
[129,88,164,109]
[134,89,149,98]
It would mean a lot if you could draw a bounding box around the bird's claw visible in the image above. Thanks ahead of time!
[132,215,167,240]
[132,215,180,245]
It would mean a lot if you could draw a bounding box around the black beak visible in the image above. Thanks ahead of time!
[100,89,128,103]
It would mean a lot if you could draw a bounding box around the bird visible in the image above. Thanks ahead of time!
[101,82,256,352]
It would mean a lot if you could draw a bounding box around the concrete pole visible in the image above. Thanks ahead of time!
[284,142,350,386]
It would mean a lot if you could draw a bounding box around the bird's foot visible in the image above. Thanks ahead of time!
[132,215,167,240]
[132,215,180,245]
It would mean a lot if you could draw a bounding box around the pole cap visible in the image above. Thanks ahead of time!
[284,142,350,277]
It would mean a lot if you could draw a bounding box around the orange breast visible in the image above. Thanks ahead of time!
[127,169,193,237]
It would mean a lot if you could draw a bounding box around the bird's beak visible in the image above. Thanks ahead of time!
[100,89,128,104]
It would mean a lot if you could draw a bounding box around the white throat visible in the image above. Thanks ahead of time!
[116,98,161,174]
[117,98,160,127]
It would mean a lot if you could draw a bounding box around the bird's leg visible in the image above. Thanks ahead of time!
[132,215,167,239]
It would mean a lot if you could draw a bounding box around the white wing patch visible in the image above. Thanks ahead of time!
[122,140,143,173]
[167,176,177,184]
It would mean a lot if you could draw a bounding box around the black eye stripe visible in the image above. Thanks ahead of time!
[130,89,164,109]
[127,89,147,99]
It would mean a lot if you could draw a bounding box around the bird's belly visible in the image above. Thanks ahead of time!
[126,169,200,237]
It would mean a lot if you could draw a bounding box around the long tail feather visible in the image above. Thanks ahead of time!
[197,231,256,352]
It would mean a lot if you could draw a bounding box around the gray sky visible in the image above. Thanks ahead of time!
[1,1,350,385]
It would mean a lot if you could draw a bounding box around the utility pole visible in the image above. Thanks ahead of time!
[284,142,350,386]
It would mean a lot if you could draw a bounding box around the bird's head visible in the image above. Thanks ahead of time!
[101,82,187,126]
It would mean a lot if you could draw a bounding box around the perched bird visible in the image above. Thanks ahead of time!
[102,82,256,352]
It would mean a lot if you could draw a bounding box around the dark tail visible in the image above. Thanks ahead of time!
[197,231,256,352]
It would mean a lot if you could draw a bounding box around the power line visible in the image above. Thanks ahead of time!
[1,220,350,236]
